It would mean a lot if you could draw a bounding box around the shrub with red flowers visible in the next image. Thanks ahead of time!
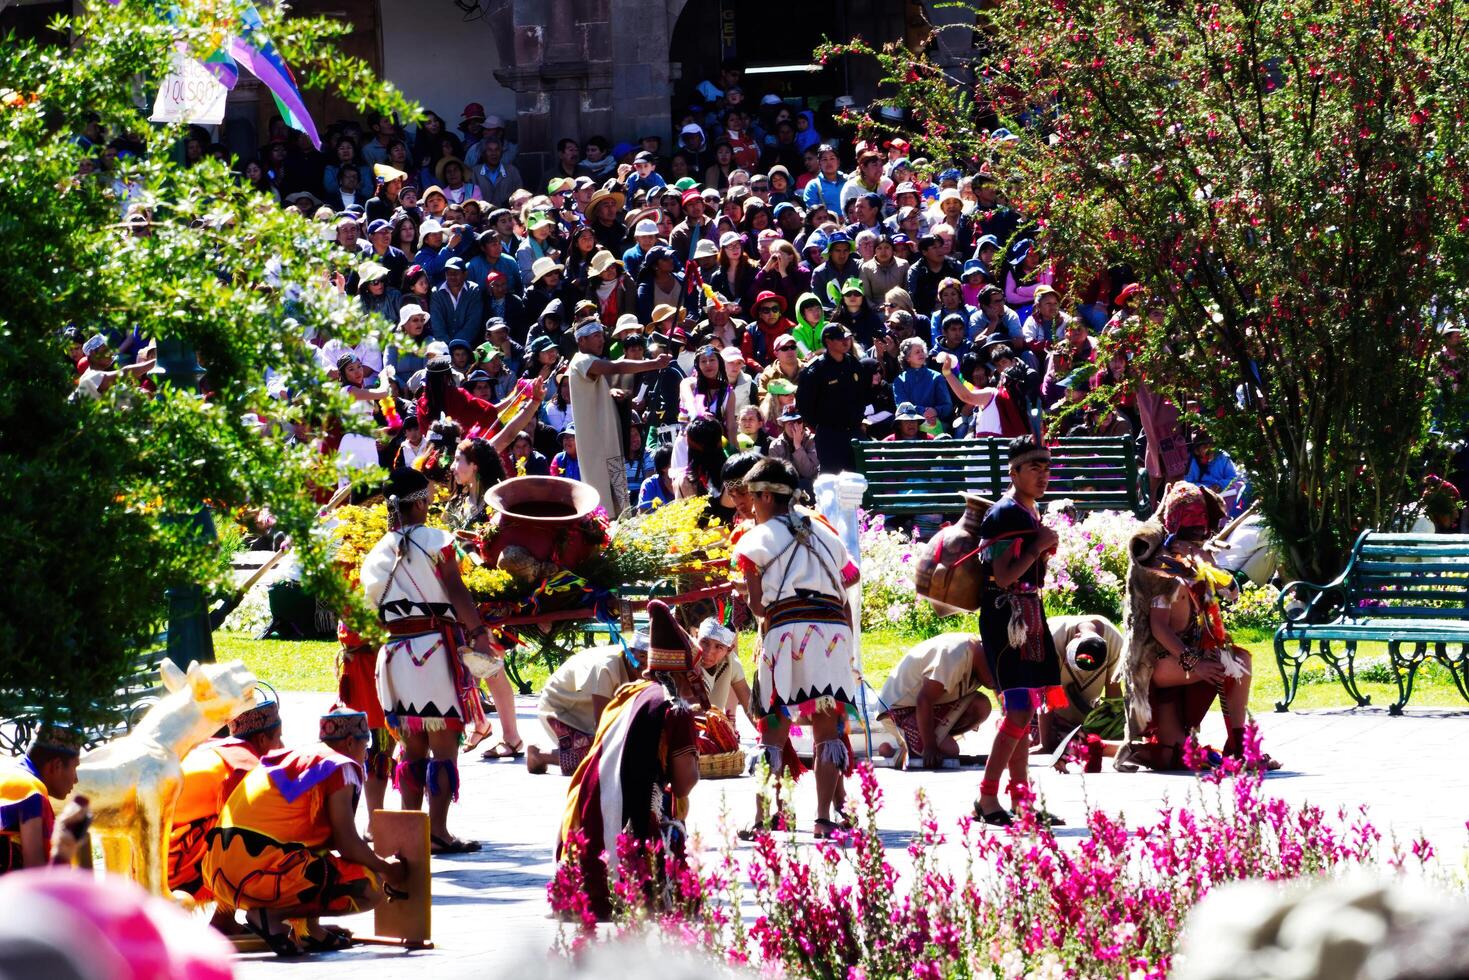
[821,0,1469,586]
[550,728,1457,976]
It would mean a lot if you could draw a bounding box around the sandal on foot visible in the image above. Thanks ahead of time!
[737,816,779,841]
[243,910,301,957]
[431,835,483,855]
[972,802,1014,827]
[383,882,410,901]
[480,739,524,760]
[812,818,850,841]
[299,930,353,953]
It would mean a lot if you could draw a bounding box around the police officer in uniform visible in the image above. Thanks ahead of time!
[796,322,866,473]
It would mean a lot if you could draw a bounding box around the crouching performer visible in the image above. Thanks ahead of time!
[877,633,993,769]
[556,601,701,921]
[1117,482,1281,772]
[167,698,284,929]
[528,634,648,775]
[202,709,408,955]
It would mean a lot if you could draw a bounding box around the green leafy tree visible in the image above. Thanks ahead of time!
[822,0,1469,583]
[0,1,416,729]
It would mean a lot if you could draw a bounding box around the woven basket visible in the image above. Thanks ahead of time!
[698,749,745,779]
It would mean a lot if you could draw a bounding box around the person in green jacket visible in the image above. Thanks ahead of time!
[791,292,828,358]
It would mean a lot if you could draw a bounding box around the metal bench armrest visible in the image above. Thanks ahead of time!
[1277,577,1347,624]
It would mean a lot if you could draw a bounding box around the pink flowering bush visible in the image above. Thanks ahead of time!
[856,510,964,635]
[550,728,1455,977]
[1040,507,1141,621]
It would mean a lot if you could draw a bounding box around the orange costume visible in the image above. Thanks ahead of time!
[202,747,378,914]
[0,759,52,874]
[166,738,266,899]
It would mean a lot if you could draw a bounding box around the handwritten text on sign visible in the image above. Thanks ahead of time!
[150,53,228,125]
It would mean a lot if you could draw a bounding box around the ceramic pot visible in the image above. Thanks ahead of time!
[914,492,993,614]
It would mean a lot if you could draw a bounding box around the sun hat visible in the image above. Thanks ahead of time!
[894,402,925,422]
[633,218,660,237]
[372,163,407,183]
[765,377,797,395]
[650,303,679,323]
[1114,282,1144,305]
[434,157,467,183]
[526,212,556,233]
[693,238,720,259]
[962,259,985,279]
[588,187,626,212]
[718,231,742,249]
[397,306,427,328]
[358,261,390,286]
[460,101,486,121]
[530,256,565,283]
[587,250,622,277]
[613,314,643,338]
[976,234,1000,252]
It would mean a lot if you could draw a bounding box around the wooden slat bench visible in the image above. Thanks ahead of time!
[1274,531,1469,714]
[850,435,1145,520]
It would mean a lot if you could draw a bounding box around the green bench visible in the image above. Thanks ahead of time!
[850,435,1146,519]
[1274,531,1469,714]
[0,638,172,755]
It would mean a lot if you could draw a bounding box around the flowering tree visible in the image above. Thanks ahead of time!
[823,0,1469,583]
[0,2,413,728]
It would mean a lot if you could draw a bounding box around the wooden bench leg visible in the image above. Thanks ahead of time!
[1274,635,1306,712]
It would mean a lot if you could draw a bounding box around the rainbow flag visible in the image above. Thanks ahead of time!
[227,3,319,148]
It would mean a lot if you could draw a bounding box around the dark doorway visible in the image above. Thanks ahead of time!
[668,0,906,117]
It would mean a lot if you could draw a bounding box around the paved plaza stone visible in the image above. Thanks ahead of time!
[230,691,1469,978]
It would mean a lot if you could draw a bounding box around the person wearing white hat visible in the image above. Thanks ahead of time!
[695,618,755,727]
[567,315,673,517]
[621,217,663,278]
[527,636,648,775]
[413,217,450,286]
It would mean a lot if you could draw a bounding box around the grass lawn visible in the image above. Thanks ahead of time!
[216,626,1469,715]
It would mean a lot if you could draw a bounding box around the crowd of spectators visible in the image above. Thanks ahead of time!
[74,64,1249,524]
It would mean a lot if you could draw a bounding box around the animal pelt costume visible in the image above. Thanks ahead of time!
[1118,484,1228,768]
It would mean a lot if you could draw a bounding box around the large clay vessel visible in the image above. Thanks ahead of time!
[480,475,603,568]
[914,492,993,614]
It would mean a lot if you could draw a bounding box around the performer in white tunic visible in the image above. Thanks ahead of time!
[360,467,497,854]
[730,457,860,839]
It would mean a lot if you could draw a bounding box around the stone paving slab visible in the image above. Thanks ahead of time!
[233,693,1468,979]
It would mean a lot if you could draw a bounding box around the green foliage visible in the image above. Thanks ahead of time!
[820,0,1469,583]
[0,1,415,729]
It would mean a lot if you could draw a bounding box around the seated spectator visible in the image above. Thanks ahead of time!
[933,313,970,362]
[861,234,909,306]
[750,239,810,312]
[550,425,580,479]
[790,292,829,357]
[884,402,934,442]
[1004,239,1052,324]
[508,429,550,476]
[832,278,884,346]
[1021,285,1069,363]
[766,408,819,491]
[1184,432,1241,496]
[637,444,678,511]
[893,336,953,422]
[929,277,978,344]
